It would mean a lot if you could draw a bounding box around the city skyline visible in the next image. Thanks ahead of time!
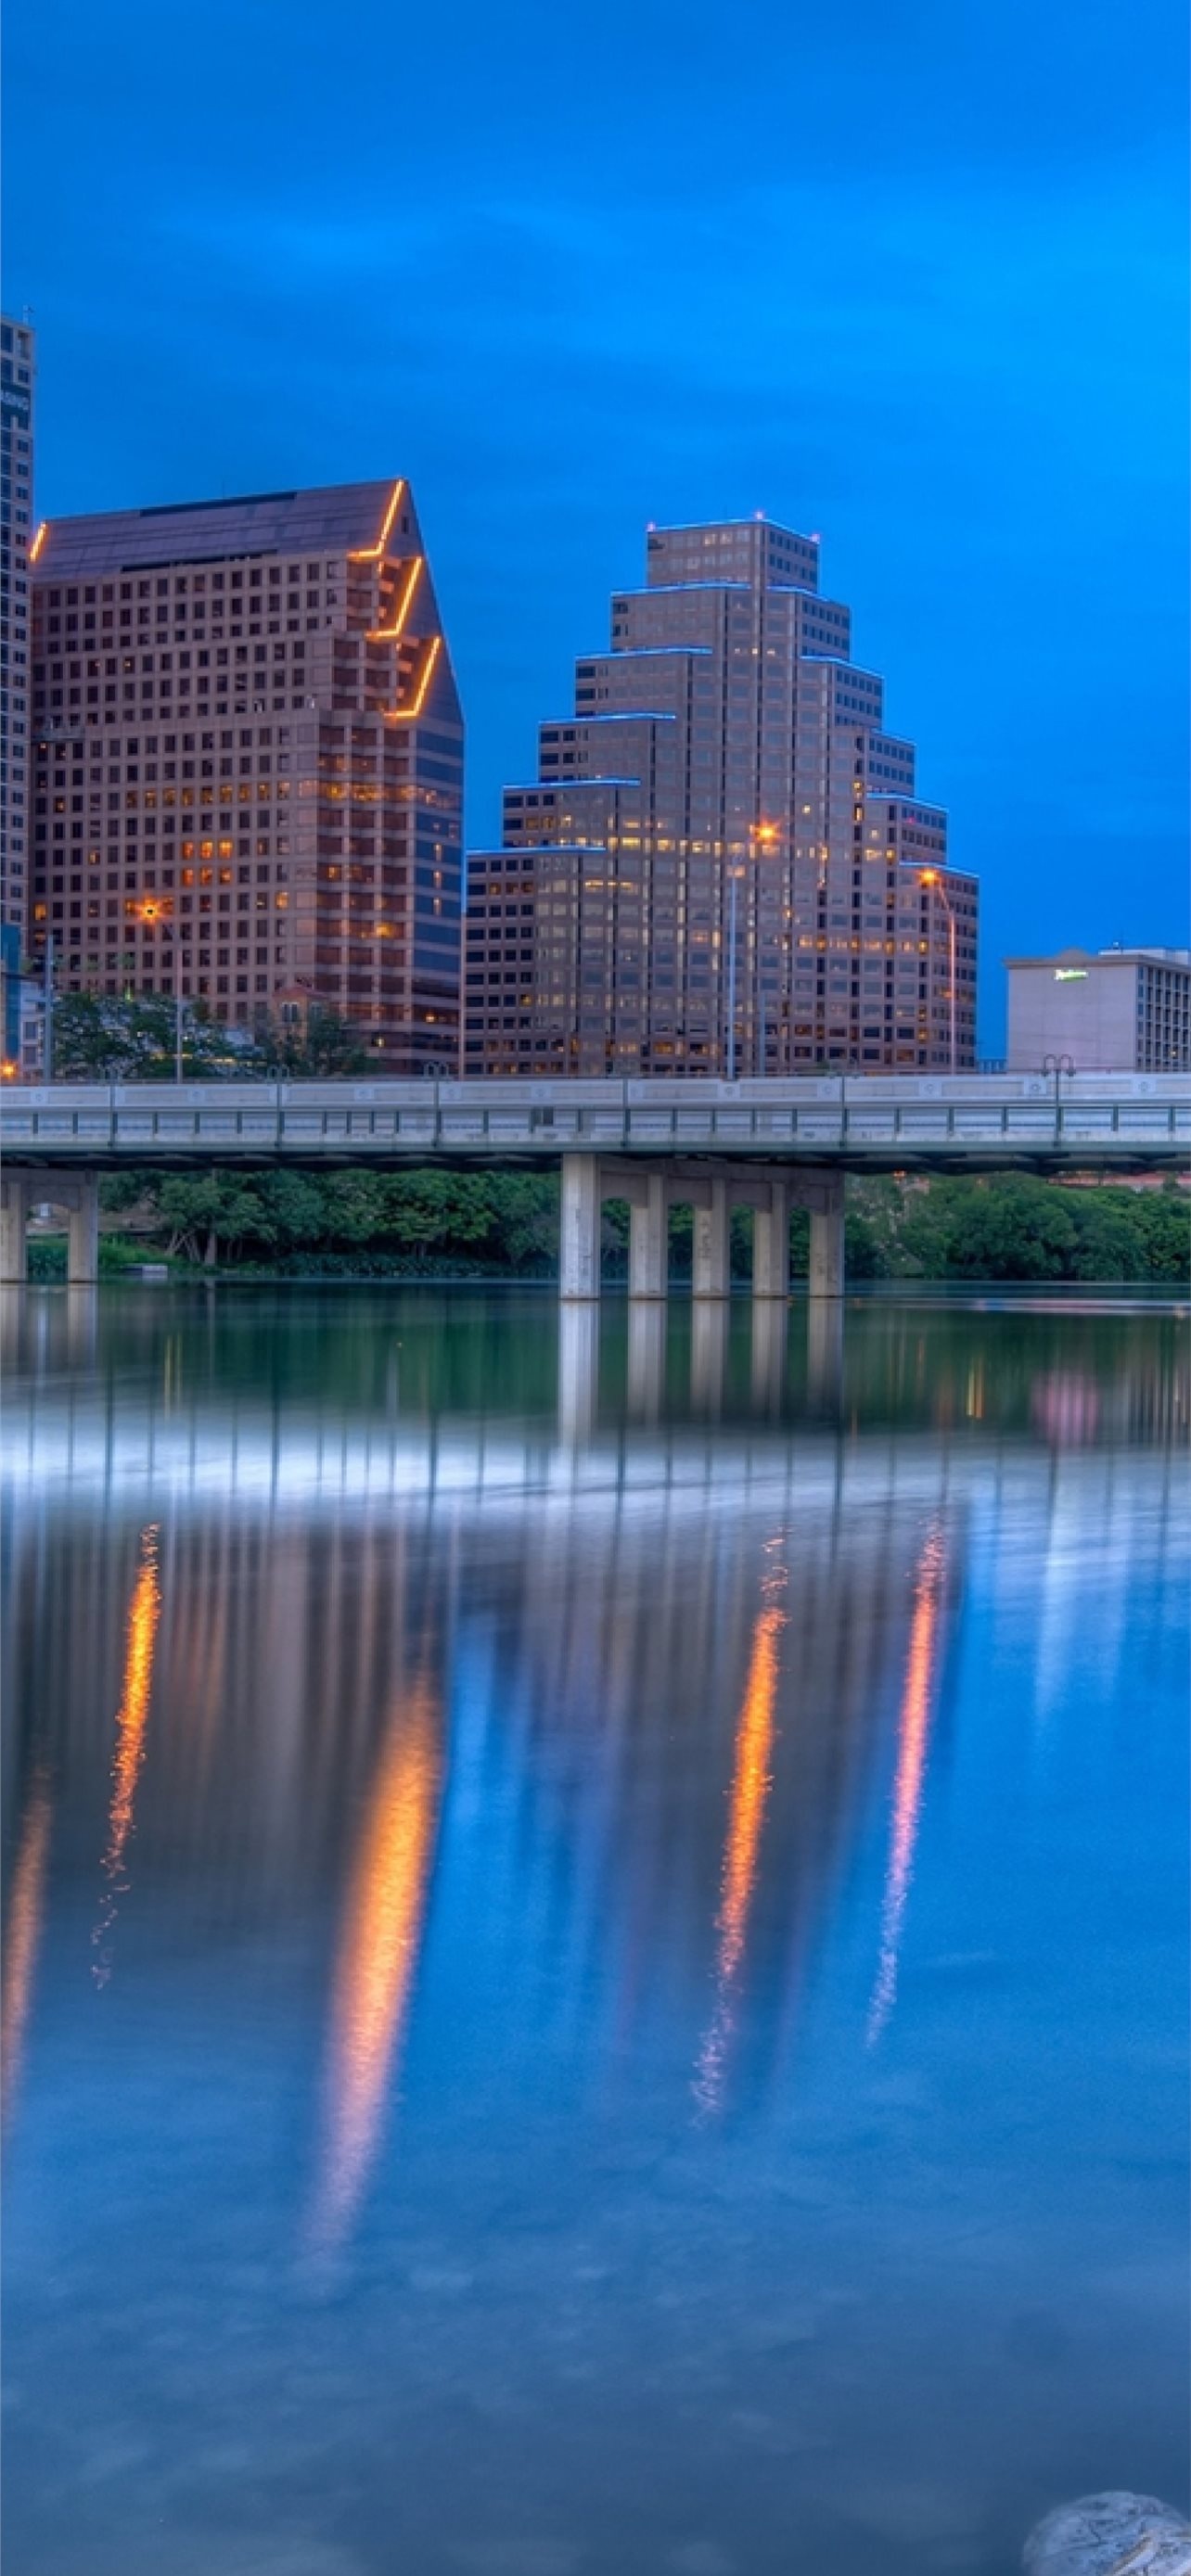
[3,0,1186,1052]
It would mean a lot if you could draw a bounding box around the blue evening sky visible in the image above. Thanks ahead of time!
[4,0,1186,1047]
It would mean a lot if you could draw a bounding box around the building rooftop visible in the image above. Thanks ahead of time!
[31,479,407,576]
[1005,946,1191,970]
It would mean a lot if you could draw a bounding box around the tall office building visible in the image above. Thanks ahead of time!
[466,516,977,1076]
[1,315,35,1053]
[30,480,462,1066]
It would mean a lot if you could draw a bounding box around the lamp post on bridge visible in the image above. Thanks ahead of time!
[726,822,781,1082]
[918,869,956,1076]
[135,900,186,1080]
[1042,1051,1076,1139]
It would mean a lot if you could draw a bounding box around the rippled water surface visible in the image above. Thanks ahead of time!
[3,1286,1188,2575]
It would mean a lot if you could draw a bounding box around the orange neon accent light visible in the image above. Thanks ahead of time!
[1,1766,53,2125]
[867,1524,945,2042]
[309,1680,442,2254]
[694,1556,786,2115]
[92,1525,161,1987]
[386,631,442,723]
[369,555,424,642]
[350,478,406,563]
[30,521,48,563]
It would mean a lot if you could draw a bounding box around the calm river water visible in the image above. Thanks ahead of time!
[2,1286,1187,2575]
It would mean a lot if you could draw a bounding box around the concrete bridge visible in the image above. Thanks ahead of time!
[2,1072,1187,1294]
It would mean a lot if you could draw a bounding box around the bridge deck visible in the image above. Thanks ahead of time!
[2,1074,1189,1172]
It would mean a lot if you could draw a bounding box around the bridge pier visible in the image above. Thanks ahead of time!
[808,1175,845,1300]
[691,1176,730,1300]
[561,1155,846,1303]
[628,1172,668,1302]
[2,1169,99,1284]
[59,1175,101,1284]
[752,1178,791,1299]
[1,1171,32,1283]
[559,1154,602,1301]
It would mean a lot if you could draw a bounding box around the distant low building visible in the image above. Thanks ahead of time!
[1005,947,1190,1073]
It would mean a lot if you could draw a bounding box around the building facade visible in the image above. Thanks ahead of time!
[1005,947,1191,1073]
[29,481,462,1067]
[1,314,35,978]
[466,516,977,1076]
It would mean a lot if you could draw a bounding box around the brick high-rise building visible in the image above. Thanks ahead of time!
[30,480,462,1066]
[1,316,35,1049]
[466,515,977,1076]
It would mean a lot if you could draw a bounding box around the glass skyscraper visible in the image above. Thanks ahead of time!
[466,515,977,1076]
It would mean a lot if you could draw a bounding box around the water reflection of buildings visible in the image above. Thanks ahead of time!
[694,1570,786,2116]
[92,1524,161,1985]
[1,1764,52,2126]
[2,1296,1185,2210]
[867,1524,947,2043]
[309,1674,443,2254]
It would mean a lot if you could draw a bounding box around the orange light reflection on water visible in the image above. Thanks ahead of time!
[93,1525,161,1987]
[309,1681,442,2255]
[694,1566,786,2116]
[2,1767,53,2124]
[867,1524,946,2042]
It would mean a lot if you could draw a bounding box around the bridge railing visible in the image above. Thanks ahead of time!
[2,1074,1188,1158]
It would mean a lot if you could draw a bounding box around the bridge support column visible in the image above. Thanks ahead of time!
[752,1178,790,1299]
[58,1174,100,1284]
[1,1171,31,1283]
[691,1176,730,1300]
[628,1170,667,1300]
[559,1154,601,1301]
[808,1175,845,1299]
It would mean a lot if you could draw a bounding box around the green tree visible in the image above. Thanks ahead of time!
[156,1173,265,1266]
[53,992,253,1081]
[261,1009,371,1077]
[1133,1184,1191,1282]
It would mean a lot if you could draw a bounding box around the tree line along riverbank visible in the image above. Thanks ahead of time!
[23,1167,1190,1284]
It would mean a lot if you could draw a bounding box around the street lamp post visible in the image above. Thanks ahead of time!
[726,870,739,1080]
[1042,1051,1076,1140]
[43,933,56,1082]
[138,899,185,1078]
[919,870,956,1075]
